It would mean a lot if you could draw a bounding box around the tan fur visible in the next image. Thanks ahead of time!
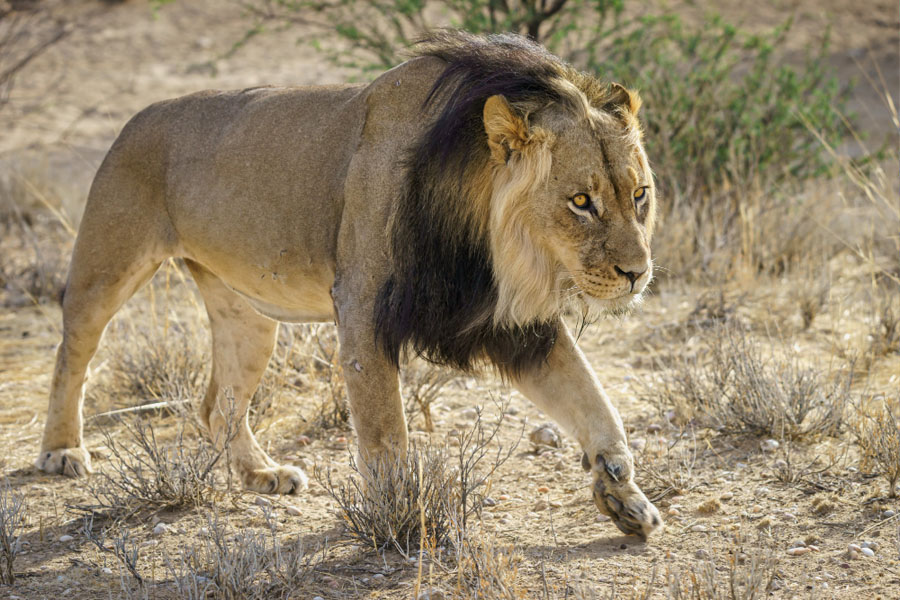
[36,48,662,538]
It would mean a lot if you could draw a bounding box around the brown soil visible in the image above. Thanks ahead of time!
[1,1,898,598]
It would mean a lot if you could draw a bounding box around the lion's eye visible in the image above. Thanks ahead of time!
[571,193,591,209]
[633,187,648,202]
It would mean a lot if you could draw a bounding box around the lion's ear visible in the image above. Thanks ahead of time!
[483,95,530,164]
[604,83,641,116]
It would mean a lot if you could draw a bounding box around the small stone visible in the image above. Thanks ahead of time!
[860,547,875,557]
[533,501,548,511]
[882,509,896,518]
[629,438,646,451]
[787,547,811,556]
[596,514,611,522]
[848,543,862,553]
[482,512,494,519]
[537,486,550,494]
[418,589,445,600]
[690,524,707,532]
[667,508,680,517]
[152,523,168,535]
[529,424,562,450]
[482,497,497,507]
[720,491,734,501]
[790,540,806,549]
[773,459,788,470]
[861,541,878,551]
[647,424,662,434]
[497,494,510,501]
[254,496,272,508]
[695,549,710,559]
[807,545,820,552]
[460,408,479,421]
[58,535,74,543]
[313,597,325,600]
[297,435,311,446]
[285,505,302,517]
[761,439,779,452]
[373,573,385,580]
[101,567,113,575]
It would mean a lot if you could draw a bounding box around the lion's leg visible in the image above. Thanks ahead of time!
[37,257,163,477]
[186,261,307,494]
[333,294,408,475]
[511,324,662,540]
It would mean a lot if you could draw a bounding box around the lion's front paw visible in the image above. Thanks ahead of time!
[241,465,309,495]
[35,447,93,478]
[582,450,662,540]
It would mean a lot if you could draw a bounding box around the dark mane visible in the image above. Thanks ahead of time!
[373,31,573,376]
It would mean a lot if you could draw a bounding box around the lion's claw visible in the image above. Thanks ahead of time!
[241,465,309,495]
[35,447,93,477]
[585,449,662,540]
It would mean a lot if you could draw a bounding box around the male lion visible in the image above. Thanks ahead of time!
[37,31,662,538]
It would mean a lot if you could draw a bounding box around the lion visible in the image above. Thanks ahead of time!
[35,31,662,539]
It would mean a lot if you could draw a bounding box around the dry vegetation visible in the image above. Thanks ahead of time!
[1,0,898,598]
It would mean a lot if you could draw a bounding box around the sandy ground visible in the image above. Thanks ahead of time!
[1,1,898,598]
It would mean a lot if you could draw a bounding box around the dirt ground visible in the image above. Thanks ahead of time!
[1,1,898,598]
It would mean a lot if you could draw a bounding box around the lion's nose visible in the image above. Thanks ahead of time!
[614,266,646,291]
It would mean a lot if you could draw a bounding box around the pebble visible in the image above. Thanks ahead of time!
[254,496,272,508]
[297,435,311,445]
[787,547,811,556]
[373,573,385,581]
[861,541,878,551]
[720,492,734,501]
[460,408,479,421]
[152,523,168,535]
[482,497,497,507]
[690,524,708,532]
[667,508,680,517]
[882,509,896,518]
[418,589,445,600]
[848,543,862,553]
[647,424,662,434]
[497,494,510,501]
[533,501,548,511]
[695,549,710,559]
[529,424,562,449]
[596,514,611,522]
[537,486,550,494]
[101,567,113,576]
[313,597,325,600]
[285,505,302,517]
[629,437,646,451]
[860,547,875,557]
[761,439,779,452]
[790,540,806,549]
[773,459,788,470]
[58,535,74,543]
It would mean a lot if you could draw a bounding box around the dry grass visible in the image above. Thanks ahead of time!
[0,480,26,585]
[852,394,900,498]
[72,403,238,519]
[647,323,852,440]
[165,509,314,600]
[320,407,519,554]
[403,358,458,433]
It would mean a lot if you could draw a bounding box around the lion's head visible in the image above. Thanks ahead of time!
[376,31,657,374]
